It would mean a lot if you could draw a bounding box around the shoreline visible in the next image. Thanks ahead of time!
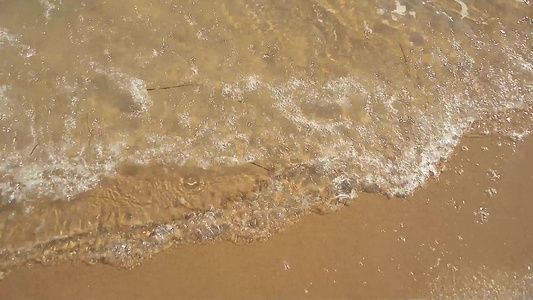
[1,133,533,299]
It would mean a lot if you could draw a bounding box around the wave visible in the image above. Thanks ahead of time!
[0,0,532,277]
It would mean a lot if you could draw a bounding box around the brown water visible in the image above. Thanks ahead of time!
[0,0,532,279]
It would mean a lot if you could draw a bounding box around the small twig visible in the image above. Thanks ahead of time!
[464,133,489,139]
[399,43,408,65]
[30,143,39,155]
[146,82,199,91]
[249,162,271,172]
[86,113,93,136]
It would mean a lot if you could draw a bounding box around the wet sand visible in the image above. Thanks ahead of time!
[1,134,533,299]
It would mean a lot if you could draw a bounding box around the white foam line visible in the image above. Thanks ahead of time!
[0,27,36,58]
[392,0,407,16]
[39,0,56,20]
[92,64,153,115]
[455,0,469,19]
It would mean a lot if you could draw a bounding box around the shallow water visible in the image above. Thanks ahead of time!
[0,0,532,274]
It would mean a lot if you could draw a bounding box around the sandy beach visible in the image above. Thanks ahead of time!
[1,134,532,299]
[1,1,532,299]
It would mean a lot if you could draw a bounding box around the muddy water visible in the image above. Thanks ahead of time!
[0,0,532,276]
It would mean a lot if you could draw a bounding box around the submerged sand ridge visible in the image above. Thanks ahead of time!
[0,0,532,282]
[0,159,356,271]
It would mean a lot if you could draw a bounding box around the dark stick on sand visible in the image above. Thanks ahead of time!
[146,83,199,91]
[30,143,39,155]
[399,43,409,67]
[249,162,272,172]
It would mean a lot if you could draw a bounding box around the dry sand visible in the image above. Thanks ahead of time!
[1,134,532,299]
